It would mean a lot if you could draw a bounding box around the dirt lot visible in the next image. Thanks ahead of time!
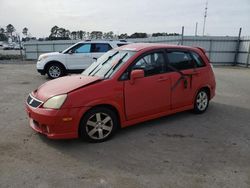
[0,62,250,188]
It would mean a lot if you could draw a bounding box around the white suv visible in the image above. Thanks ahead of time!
[37,40,129,78]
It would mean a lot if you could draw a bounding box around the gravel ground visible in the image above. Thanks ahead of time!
[0,63,249,188]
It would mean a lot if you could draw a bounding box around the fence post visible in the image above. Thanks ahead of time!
[233,27,242,66]
[246,41,250,68]
[17,35,23,60]
[208,39,212,59]
[181,26,184,45]
[36,43,39,59]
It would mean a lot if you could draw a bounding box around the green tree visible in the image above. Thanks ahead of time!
[22,27,28,37]
[90,31,103,39]
[0,28,4,34]
[48,26,70,40]
[71,31,77,40]
[118,33,128,39]
[78,30,85,40]
[0,28,8,41]
[129,32,147,38]
[6,24,15,36]
[65,30,71,39]
[57,28,66,38]
[50,25,59,37]
[104,31,114,39]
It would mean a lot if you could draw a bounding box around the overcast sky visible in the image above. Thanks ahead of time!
[0,0,249,37]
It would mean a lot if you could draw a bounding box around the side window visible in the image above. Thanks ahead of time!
[167,51,194,70]
[91,43,112,53]
[191,51,206,67]
[132,52,166,77]
[74,43,91,53]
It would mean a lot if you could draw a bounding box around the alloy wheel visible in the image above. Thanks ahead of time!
[86,112,113,140]
[196,91,208,111]
[48,65,61,78]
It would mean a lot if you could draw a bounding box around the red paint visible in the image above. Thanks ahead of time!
[26,43,216,139]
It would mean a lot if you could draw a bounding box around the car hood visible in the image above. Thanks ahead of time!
[40,52,60,57]
[32,75,101,101]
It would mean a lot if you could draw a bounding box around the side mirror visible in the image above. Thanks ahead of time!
[68,50,74,54]
[130,69,144,84]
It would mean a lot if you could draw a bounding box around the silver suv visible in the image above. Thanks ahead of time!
[37,40,129,79]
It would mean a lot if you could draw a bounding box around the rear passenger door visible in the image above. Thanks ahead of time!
[91,43,112,60]
[166,50,206,109]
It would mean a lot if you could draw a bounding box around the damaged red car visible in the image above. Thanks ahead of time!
[26,43,216,142]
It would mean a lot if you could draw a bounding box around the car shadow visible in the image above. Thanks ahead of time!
[38,101,250,148]
[35,101,250,174]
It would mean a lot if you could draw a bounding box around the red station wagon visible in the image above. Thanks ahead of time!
[26,43,216,142]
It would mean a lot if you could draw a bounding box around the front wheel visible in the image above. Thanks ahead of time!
[46,63,65,79]
[193,89,209,114]
[79,107,118,142]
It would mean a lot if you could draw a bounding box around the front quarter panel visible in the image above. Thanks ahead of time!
[37,53,68,70]
[62,79,126,124]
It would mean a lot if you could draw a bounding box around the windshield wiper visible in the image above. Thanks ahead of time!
[88,51,119,76]
[102,51,119,65]
[104,53,128,78]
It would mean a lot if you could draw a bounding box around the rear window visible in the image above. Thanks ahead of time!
[167,51,194,70]
[190,51,206,67]
[91,43,112,53]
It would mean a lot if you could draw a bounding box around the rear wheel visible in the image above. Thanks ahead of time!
[79,107,118,142]
[193,89,209,114]
[46,63,65,79]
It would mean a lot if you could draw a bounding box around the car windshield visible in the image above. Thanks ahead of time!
[82,50,136,79]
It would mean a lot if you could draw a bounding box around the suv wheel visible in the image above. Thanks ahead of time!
[46,63,65,79]
[194,89,209,114]
[79,107,118,142]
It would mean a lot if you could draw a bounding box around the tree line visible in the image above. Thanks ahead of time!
[0,24,180,42]
[47,25,180,40]
[0,24,32,42]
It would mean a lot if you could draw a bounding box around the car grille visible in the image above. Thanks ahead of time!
[27,94,43,108]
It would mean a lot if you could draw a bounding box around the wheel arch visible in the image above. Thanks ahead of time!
[78,104,122,137]
[44,60,67,72]
[201,86,211,99]
[194,85,211,102]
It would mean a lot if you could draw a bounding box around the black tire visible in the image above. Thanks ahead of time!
[79,107,118,142]
[193,89,209,114]
[46,63,65,79]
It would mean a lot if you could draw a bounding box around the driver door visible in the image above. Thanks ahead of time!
[124,51,171,120]
[66,43,93,70]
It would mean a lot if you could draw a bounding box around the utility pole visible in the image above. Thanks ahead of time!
[195,22,198,36]
[202,1,208,36]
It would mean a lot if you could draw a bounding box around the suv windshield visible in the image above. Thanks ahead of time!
[82,50,136,79]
